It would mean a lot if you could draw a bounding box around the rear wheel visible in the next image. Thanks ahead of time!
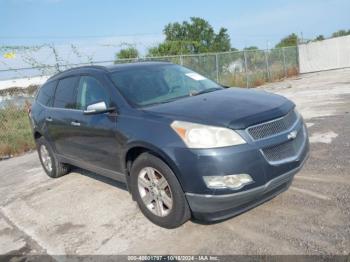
[36,137,70,178]
[130,153,190,228]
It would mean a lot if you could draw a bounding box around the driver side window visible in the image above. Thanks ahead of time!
[76,76,108,110]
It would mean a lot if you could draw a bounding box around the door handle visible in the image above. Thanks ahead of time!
[71,121,81,127]
[46,117,53,122]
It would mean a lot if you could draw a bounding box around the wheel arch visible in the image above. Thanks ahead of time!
[124,142,186,193]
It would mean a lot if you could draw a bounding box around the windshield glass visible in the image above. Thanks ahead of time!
[109,64,222,107]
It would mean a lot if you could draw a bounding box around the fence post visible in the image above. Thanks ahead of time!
[296,45,300,74]
[265,50,270,81]
[215,53,219,83]
[282,47,287,78]
[244,50,249,88]
[180,55,184,66]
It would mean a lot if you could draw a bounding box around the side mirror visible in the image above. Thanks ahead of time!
[83,101,115,115]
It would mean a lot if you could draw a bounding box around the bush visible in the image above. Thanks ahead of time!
[0,105,35,158]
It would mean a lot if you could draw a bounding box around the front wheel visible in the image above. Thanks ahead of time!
[130,153,191,229]
[36,137,70,178]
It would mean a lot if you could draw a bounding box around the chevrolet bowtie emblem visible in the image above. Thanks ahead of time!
[287,130,298,140]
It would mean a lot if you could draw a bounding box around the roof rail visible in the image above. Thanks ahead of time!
[128,59,173,63]
[47,65,108,80]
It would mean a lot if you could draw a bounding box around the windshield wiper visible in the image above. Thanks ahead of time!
[160,95,190,104]
[143,87,222,107]
[144,95,190,107]
[190,87,222,96]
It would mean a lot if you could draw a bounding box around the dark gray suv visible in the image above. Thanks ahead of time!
[29,62,309,228]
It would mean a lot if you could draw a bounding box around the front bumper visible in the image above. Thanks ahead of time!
[185,153,309,222]
[168,115,308,195]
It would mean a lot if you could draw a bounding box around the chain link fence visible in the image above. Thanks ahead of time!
[115,46,298,88]
[0,46,298,158]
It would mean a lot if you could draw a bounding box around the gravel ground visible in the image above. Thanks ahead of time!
[0,68,349,257]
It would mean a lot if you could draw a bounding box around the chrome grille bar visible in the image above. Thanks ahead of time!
[247,110,298,140]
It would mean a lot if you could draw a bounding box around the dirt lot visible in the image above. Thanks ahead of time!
[0,69,349,257]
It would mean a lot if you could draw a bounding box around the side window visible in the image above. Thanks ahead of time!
[36,81,57,106]
[76,76,109,110]
[53,77,79,109]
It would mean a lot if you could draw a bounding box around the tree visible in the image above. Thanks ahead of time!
[243,46,259,51]
[116,47,139,60]
[275,33,298,48]
[211,28,231,52]
[147,41,193,57]
[332,30,350,38]
[314,35,325,41]
[147,17,231,56]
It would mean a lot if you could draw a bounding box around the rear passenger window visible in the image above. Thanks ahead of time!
[53,77,79,109]
[36,81,57,106]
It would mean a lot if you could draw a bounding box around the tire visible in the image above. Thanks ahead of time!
[130,152,191,229]
[36,137,70,178]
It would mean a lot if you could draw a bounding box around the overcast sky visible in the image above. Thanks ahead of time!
[1,0,350,55]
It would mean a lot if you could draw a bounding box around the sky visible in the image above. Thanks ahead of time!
[1,0,350,60]
[0,0,350,79]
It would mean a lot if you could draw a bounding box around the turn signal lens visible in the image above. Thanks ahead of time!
[203,174,254,190]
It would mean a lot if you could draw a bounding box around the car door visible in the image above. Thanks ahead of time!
[46,76,81,157]
[70,75,121,174]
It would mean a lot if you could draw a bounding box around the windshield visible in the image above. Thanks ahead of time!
[109,64,222,107]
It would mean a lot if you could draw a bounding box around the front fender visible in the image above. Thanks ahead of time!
[122,141,186,192]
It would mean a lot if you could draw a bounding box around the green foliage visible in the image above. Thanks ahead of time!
[147,17,231,56]
[332,30,350,38]
[244,46,259,50]
[0,106,35,157]
[211,28,231,52]
[275,33,298,48]
[147,41,194,57]
[116,47,139,60]
[314,35,325,41]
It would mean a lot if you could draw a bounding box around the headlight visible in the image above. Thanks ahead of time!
[203,174,254,190]
[171,121,246,148]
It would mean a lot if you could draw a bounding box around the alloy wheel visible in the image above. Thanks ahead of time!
[40,144,52,172]
[137,167,173,217]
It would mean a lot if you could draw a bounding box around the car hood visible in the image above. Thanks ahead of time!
[143,88,295,129]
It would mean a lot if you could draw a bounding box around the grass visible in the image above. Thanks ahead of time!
[0,105,36,158]
[220,66,299,88]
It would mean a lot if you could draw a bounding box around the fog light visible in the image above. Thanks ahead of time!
[203,174,254,190]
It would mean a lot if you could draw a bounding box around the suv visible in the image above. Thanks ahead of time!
[29,62,309,228]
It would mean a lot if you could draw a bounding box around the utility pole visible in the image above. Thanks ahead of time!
[300,32,304,44]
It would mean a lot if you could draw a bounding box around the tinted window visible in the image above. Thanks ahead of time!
[76,76,109,110]
[36,81,57,106]
[109,64,221,107]
[53,77,78,109]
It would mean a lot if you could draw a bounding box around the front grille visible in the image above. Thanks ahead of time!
[247,110,298,140]
[262,126,306,164]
